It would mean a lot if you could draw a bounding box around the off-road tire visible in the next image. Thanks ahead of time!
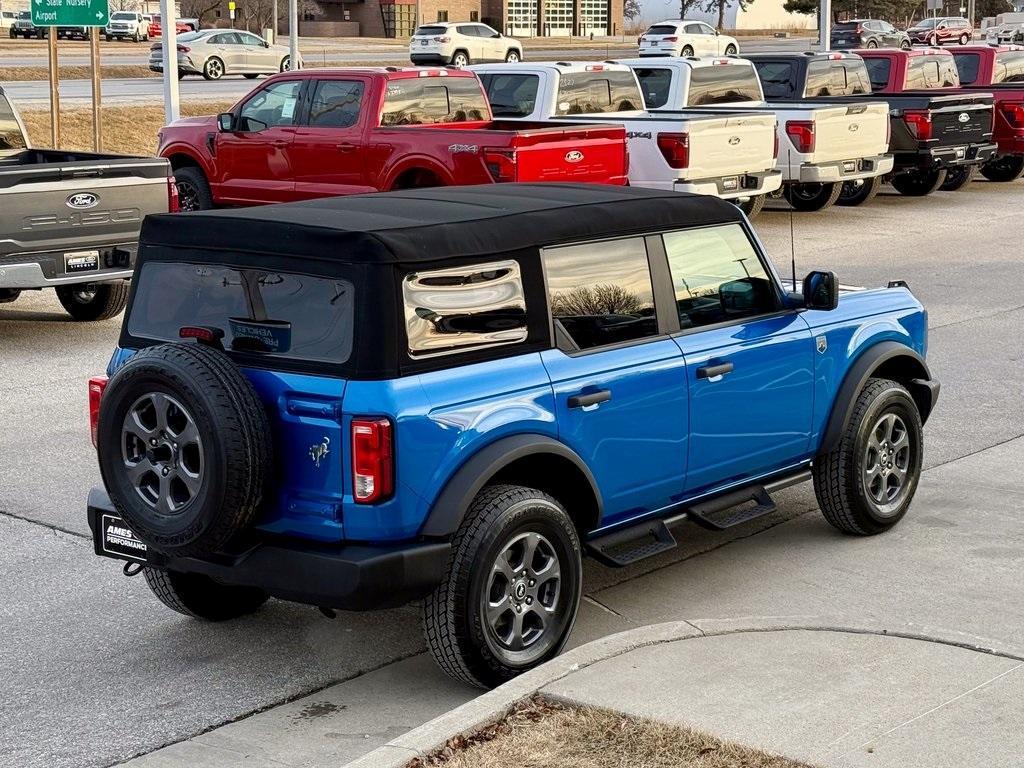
[736,193,765,219]
[55,282,130,321]
[940,165,974,191]
[423,484,582,689]
[173,166,214,211]
[97,343,271,558]
[890,168,946,196]
[783,181,842,211]
[980,154,1024,182]
[144,568,268,620]
[837,175,882,206]
[813,378,923,535]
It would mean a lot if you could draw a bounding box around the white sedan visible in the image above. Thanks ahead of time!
[638,20,739,57]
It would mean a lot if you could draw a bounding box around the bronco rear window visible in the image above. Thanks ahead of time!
[127,263,354,364]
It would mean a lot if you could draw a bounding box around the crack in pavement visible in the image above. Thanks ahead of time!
[0,508,89,540]
[929,303,1024,330]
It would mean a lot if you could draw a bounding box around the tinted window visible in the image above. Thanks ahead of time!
[908,57,959,88]
[128,263,355,364]
[381,76,488,125]
[238,80,302,130]
[687,64,761,104]
[845,62,872,94]
[684,23,702,33]
[456,25,475,34]
[479,72,540,117]
[994,51,1024,82]
[309,80,364,128]
[555,71,642,115]
[646,24,679,34]
[543,238,657,351]
[954,52,981,84]
[415,25,447,35]
[238,33,265,46]
[833,21,859,29]
[753,60,795,98]
[863,57,892,90]
[633,67,673,108]
[805,61,848,97]
[663,224,775,330]
[477,24,499,36]
[0,94,28,155]
[403,260,528,358]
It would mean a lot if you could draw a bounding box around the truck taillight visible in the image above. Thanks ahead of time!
[167,178,180,213]
[785,120,815,153]
[656,132,689,168]
[483,148,517,182]
[1001,102,1024,128]
[352,418,393,504]
[89,376,108,448]
[903,109,933,140]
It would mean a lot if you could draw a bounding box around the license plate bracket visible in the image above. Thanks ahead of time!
[95,513,149,563]
[64,250,100,274]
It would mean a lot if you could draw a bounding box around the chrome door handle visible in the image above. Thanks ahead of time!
[696,362,734,380]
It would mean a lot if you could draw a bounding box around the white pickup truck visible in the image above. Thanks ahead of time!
[614,56,894,211]
[470,61,782,217]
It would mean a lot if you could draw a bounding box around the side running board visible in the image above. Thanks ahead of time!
[687,486,777,531]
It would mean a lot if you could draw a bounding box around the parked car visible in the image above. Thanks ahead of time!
[0,84,177,321]
[950,44,1024,181]
[8,10,45,38]
[906,16,974,46]
[149,30,295,80]
[84,183,938,687]
[148,14,191,38]
[638,20,738,57]
[57,25,90,40]
[409,22,522,67]
[158,68,628,210]
[472,61,781,217]
[830,19,911,49]
[748,50,997,199]
[615,56,893,211]
[106,11,149,42]
[984,22,1024,44]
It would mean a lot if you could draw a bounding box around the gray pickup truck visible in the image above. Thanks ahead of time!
[0,85,175,321]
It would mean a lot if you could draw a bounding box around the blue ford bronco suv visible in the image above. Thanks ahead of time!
[87,184,938,688]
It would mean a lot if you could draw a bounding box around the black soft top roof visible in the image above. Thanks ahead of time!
[140,184,742,266]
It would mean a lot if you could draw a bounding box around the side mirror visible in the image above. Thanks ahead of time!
[802,270,839,311]
[217,112,235,132]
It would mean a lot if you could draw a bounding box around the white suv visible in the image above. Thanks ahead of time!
[638,20,739,57]
[410,22,523,67]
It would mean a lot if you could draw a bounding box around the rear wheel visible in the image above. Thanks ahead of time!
[783,181,842,211]
[735,193,765,219]
[837,175,882,206]
[900,39,911,49]
[940,165,974,191]
[890,168,946,196]
[980,154,1024,182]
[505,49,520,62]
[959,33,969,44]
[451,50,470,67]
[280,55,292,72]
[866,39,878,48]
[681,45,694,56]
[203,56,224,80]
[724,43,737,54]
[173,166,214,211]
[144,568,268,621]
[55,283,130,321]
[132,31,140,42]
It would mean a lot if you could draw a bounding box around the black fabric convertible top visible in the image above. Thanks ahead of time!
[141,184,742,266]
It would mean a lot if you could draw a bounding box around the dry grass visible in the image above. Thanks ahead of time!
[412,697,818,768]
[20,102,232,154]
[0,64,156,80]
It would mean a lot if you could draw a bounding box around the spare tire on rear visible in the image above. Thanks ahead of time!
[97,343,271,558]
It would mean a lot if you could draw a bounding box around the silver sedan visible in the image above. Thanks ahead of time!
[149,30,296,81]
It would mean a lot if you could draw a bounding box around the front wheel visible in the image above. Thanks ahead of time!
[813,378,923,535]
[890,168,946,196]
[505,49,520,62]
[55,283,130,321]
[783,181,842,211]
[940,165,974,191]
[144,568,268,621]
[724,43,737,55]
[451,50,470,67]
[980,154,1024,182]
[866,39,878,48]
[203,57,224,80]
[423,485,582,689]
[837,175,882,207]
[900,39,911,50]
[959,33,969,44]
[173,166,214,211]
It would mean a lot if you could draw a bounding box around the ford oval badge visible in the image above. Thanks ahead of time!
[565,150,584,163]
[728,136,741,145]
[849,123,859,132]
[958,112,970,123]
[66,192,100,210]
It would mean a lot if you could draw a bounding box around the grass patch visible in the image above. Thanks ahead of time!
[0,64,156,81]
[412,697,817,768]
[21,102,232,154]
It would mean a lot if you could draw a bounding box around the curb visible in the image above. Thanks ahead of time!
[345,617,1024,768]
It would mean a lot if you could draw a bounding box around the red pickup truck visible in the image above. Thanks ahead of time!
[158,68,629,210]
[951,45,1024,181]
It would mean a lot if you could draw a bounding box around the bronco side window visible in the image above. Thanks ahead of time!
[542,237,658,351]
[403,260,528,358]
[663,224,777,330]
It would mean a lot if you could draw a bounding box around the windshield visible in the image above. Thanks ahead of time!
[111,12,135,19]
[17,10,29,18]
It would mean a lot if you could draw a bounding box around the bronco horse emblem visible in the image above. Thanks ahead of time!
[309,437,331,468]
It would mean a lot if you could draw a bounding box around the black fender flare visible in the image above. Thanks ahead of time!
[419,434,603,539]
[819,341,939,455]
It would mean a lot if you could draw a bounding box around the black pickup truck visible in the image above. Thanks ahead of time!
[747,51,997,204]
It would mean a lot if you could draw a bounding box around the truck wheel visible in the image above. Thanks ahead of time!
[423,484,583,689]
[837,175,882,206]
[96,343,272,558]
[783,182,842,211]
[451,50,470,67]
[890,168,946,196]
[735,193,765,219]
[173,166,213,211]
[980,154,1024,182]
[105,33,112,41]
[940,165,974,191]
[203,57,225,80]
[813,378,922,535]
[132,31,140,42]
[144,568,268,621]
[55,282,130,321]
[0,289,21,304]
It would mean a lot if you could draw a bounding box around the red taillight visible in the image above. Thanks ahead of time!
[176,44,190,53]
[89,376,108,448]
[1000,102,1024,128]
[663,35,678,42]
[785,120,815,153]
[903,109,933,140]
[168,178,180,212]
[657,132,689,168]
[352,418,393,504]
[483,148,517,182]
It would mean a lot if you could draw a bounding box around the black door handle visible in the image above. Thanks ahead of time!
[568,390,612,409]
[696,362,734,380]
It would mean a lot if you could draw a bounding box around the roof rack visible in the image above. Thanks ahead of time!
[555,61,572,66]
[384,66,400,71]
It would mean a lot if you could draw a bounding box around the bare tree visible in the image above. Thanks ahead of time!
[108,0,141,10]
[551,284,645,316]
[241,0,320,33]
[180,0,223,27]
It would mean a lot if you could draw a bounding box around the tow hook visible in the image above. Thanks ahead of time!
[123,561,145,577]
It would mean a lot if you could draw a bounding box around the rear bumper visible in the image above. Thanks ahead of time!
[410,53,451,65]
[895,142,998,170]
[796,154,894,183]
[0,244,136,289]
[673,169,782,199]
[87,488,451,612]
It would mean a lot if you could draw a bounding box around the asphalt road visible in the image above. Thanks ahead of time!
[2,177,1022,768]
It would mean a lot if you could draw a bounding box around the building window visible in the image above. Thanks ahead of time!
[381,3,416,38]
[470,10,478,20]
[437,9,448,21]
[506,0,536,35]
[578,0,608,35]
[542,0,572,36]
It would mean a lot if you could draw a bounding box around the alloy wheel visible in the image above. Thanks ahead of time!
[863,412,912,516]
[205,58,223,79]
[175,179,200,211]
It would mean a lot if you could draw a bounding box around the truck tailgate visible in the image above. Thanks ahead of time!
[929,100,994,146]
[807,102,890,163]
[683,112,777,179]
[496,122,629,184]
